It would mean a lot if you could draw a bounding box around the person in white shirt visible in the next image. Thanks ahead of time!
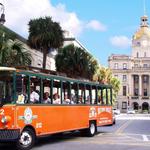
[43,92,51,104]
[53,93,61,104]
[30,86,39,103]
[63,94,71,104]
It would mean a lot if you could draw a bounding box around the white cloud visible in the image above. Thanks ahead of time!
[1,0,108,38]
[86,20,107,31]
[110,36,131,49]
[2,0,83,37]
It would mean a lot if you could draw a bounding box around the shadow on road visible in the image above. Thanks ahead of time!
[0,131,103,149]
[0,142,16,150]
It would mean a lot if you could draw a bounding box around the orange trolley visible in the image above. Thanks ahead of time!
[0,67,114,150]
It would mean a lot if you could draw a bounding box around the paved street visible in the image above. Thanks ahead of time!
[116,113,150,120]
[1,114,150,150]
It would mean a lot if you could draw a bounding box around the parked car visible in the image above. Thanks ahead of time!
[113,108,120,115]
[127,108,135,114]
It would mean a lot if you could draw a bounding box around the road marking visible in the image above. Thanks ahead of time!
[115,120,132,134]
[116,114,150,120]
[142,135,149,141]
[88,141,150,146]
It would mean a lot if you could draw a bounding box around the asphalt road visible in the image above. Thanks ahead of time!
[1,114,150,150]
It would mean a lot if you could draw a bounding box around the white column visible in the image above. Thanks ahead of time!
[139,75,142,96]
[130,75,133,96]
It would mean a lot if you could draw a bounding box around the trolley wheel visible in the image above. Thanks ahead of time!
[16,128,36,150]
[113,118,116,125]
[87,121,96,137]
[80,121,97,137]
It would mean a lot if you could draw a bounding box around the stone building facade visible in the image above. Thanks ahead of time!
[108,15,150,113]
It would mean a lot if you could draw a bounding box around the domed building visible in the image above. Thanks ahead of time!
[108,15,150,113]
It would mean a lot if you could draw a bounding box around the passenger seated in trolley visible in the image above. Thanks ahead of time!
[85,95,90,104]
[30,86,40,103]
[53,93,61,104]
[16,87,27,104]
[43,92,51,104]
[63,94,71,104]
[16,93,26,104]
[98,96,104,105]
[78,95,84,104]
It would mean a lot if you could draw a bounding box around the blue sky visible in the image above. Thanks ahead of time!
[2,0,150,66]
[51,0,150,66]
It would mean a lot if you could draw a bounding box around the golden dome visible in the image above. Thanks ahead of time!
[133,15,150,40]
[133,27,150,40]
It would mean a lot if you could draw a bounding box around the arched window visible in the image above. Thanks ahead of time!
[136,52,139,58]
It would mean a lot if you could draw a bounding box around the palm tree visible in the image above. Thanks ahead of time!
[55,44,98,80]
[0,34,31,66]
[7,41,32,66]
[93,67,120,105]
[28,17,64,69]
[93,67,113,83]
[110,77,120,100]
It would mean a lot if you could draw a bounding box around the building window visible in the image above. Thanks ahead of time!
[143,75,148,83]
[134,64,138,68]
[143,64,148,68]
[144,52,146,57]
[114,63,118,69]
[137,42,141,46]
[122,102,127,109]
[137,52,139,58]
[123,86,127,96]
[123,75,127,82]
[143,89,148,96]
[123,63,127,69]
[134,75,139,83]
[134,88,139,96]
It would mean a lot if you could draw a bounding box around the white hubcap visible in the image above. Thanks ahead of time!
[90,123,95,135]
[19,131,32,146]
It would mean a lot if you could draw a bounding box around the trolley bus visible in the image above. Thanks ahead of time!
[0,66,114,150]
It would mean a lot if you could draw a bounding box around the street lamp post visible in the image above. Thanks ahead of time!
[0,3,6,25]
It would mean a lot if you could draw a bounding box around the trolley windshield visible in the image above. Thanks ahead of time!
[0,71,14,106]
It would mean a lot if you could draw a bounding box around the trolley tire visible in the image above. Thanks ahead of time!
[16,128,36,150]
[113,118,116,125]
[80,121,97,137]
[87,121,96,137]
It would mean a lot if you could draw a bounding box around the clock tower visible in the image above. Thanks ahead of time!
[132,15,150,58]
[108,14,150,113]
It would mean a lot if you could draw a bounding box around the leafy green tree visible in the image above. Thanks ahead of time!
[93,67,112,83]
[110,77,120,98]
[93,67,120,105]
[28,17,64,69]
[56,44,98,80]
[0,34,31,66]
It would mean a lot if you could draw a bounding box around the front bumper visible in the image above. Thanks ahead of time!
[0,129,20,141]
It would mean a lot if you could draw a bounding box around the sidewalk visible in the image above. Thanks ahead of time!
[116,113,150,120]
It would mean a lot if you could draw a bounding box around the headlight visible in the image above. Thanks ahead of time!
[1,116,7,124]
[1,116,11,124]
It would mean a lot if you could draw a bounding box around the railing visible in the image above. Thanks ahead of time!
[131,96,139,99]
[141,96,149,100]
[132,66,150,71]
[131,96,150,100]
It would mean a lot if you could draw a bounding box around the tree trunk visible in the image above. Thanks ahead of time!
[43,48,47,69]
